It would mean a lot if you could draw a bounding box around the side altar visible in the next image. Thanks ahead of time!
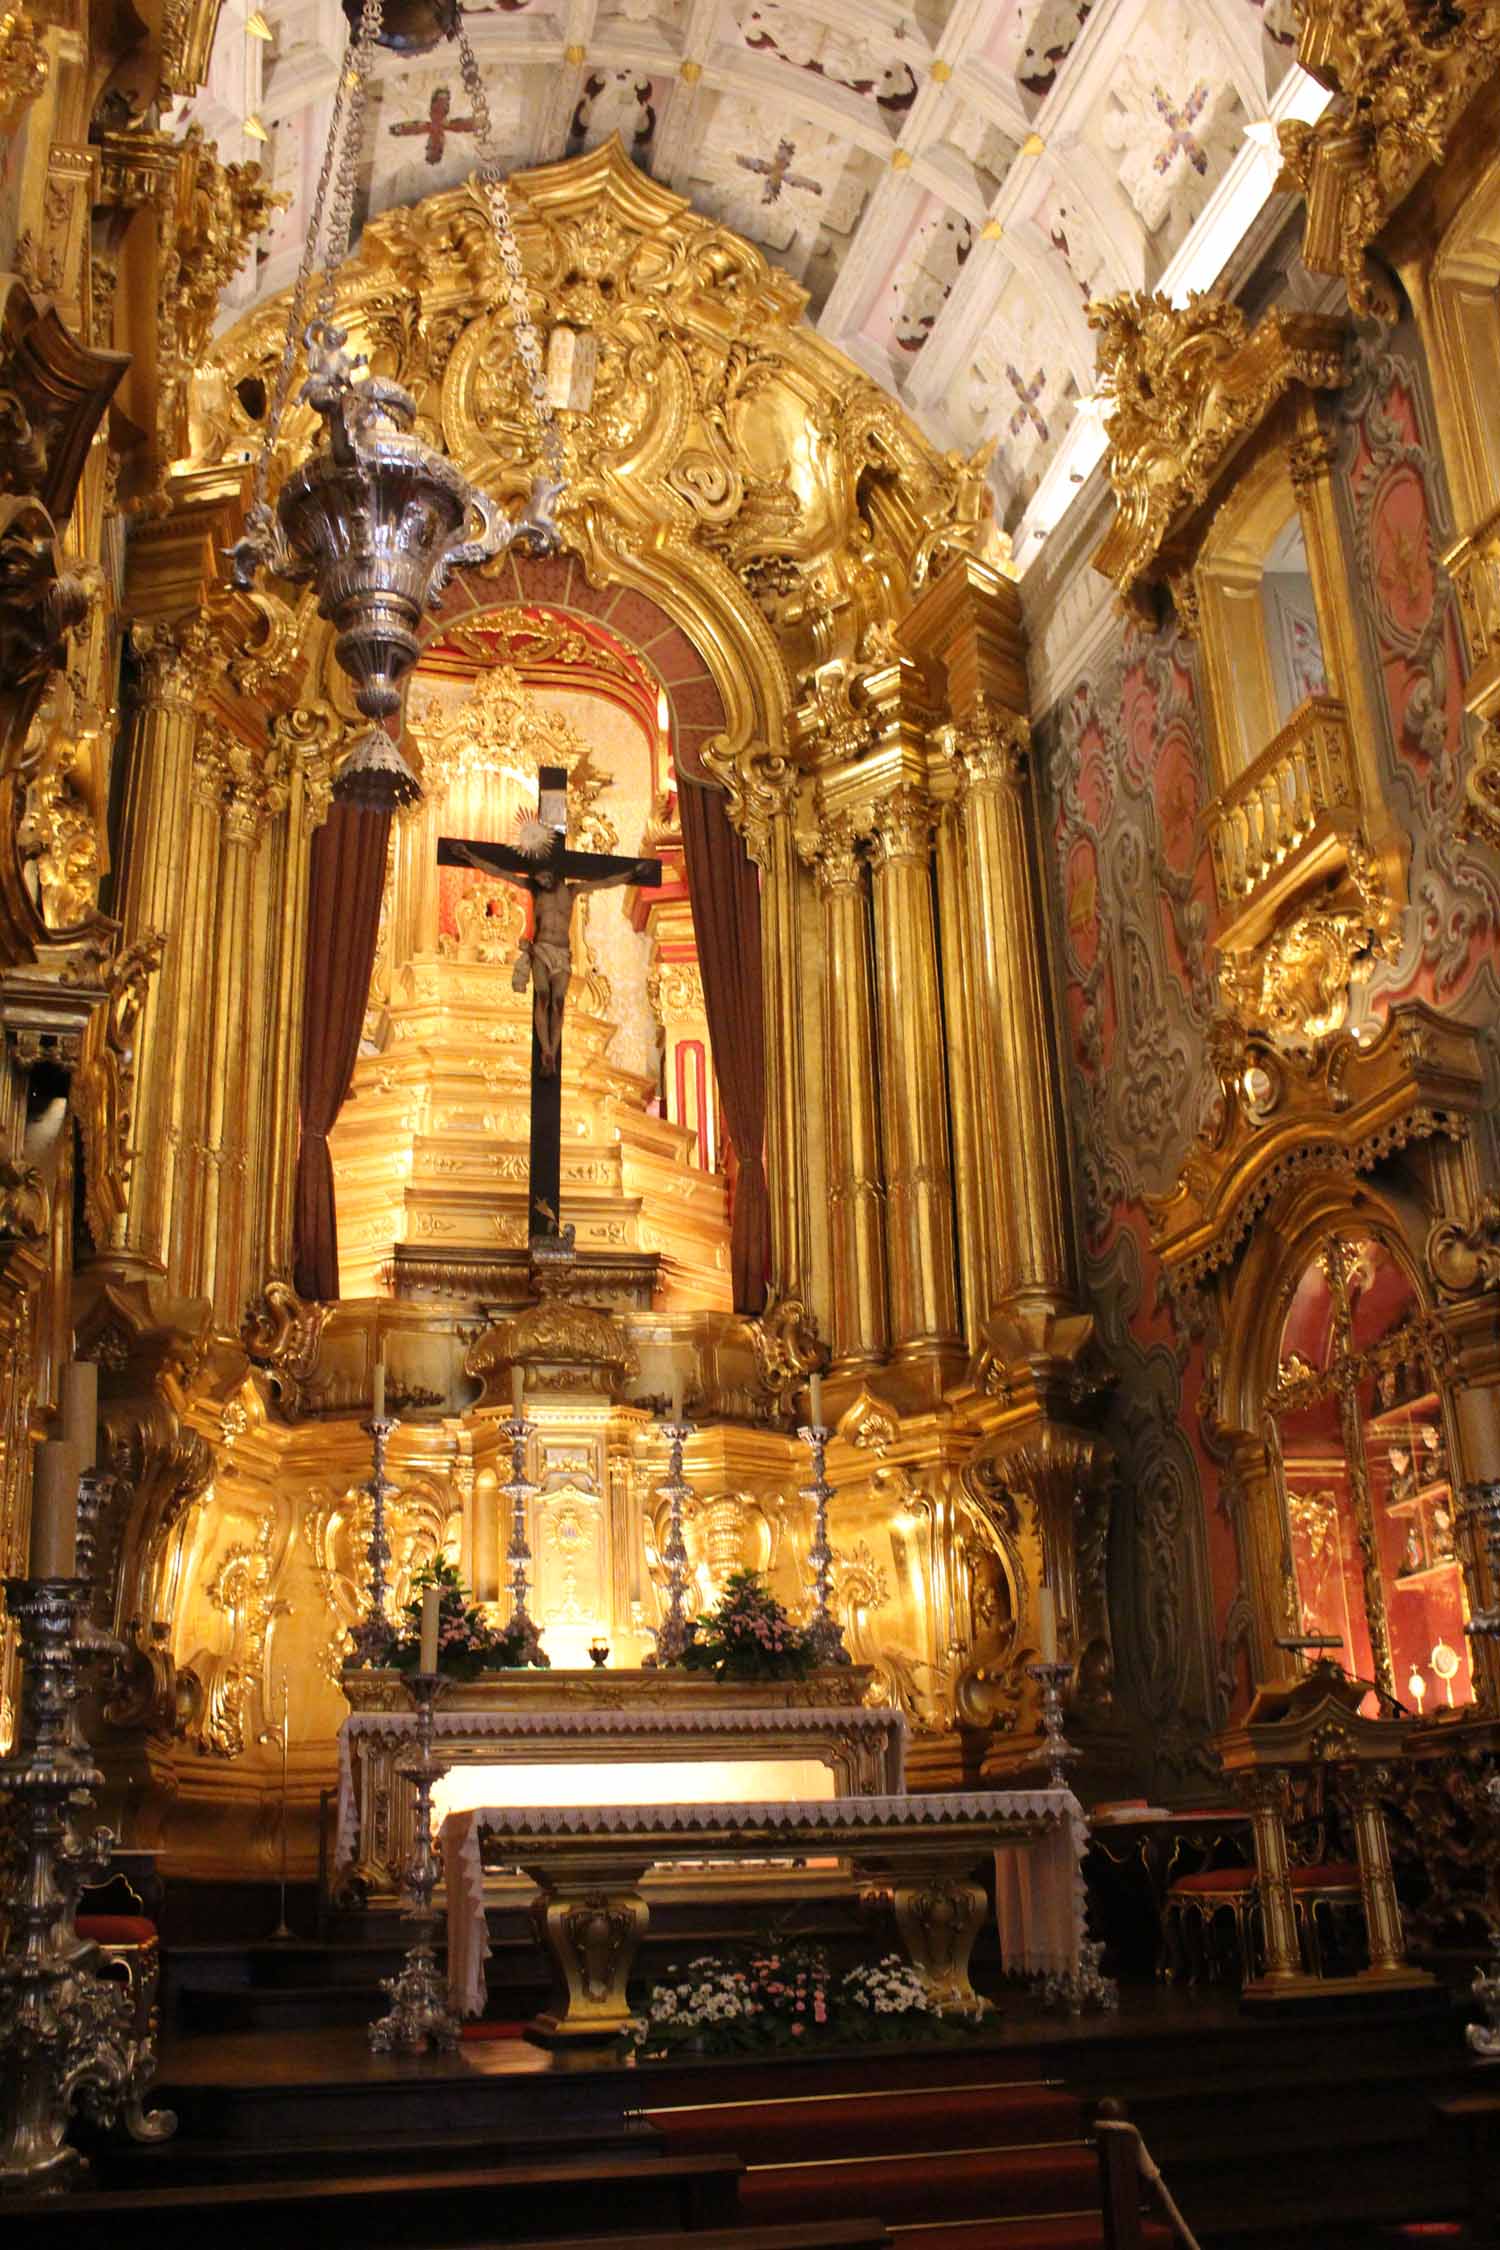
[336,1665,902,1902]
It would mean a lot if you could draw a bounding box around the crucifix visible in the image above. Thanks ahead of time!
[438,766,661,1246]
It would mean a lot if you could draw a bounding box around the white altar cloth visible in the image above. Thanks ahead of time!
[440,1787,1086,2018]
[335,1700,907,1872]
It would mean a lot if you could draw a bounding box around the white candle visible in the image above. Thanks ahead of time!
[809,1372,824,1429]
[670,1369,684,1425]
[511,1363,525,1418]
[372,1359,386,1418]
[61,1361,97,1473]
[1037,1586,1058,1664]
[31,1441,78,1578]
[420,1583,441,1674]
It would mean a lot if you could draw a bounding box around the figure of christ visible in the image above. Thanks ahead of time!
[437,764,662,1246]
[444,846,656,1077]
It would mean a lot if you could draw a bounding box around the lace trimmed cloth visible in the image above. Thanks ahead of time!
[439,1786,1087,2018]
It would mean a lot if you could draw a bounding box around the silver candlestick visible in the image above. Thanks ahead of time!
[500,1409,547,1667]
[0,1576,175,2191]
[349,1409,399,1667]
[797,1418,849,1666]
[651,1419,693,1666]
[370,1670,460,2053]
[1025,1660,1081,1791]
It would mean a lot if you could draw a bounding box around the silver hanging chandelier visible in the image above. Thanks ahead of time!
[226,0,567,809]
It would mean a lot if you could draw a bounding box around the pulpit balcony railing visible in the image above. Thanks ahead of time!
[1206,694,1360,938]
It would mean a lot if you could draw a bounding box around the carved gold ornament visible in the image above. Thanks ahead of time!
[1217,844,1401,1048]
[1279,0,1500,314]
[1090,293,1344,606]
[0,6,46,134]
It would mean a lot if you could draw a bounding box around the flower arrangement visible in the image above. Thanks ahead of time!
[679,1568,818,1681]
[635,1942,960,2058]
[388,1555,550,1676]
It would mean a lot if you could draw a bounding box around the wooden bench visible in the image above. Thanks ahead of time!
[441,1788,1086,2050]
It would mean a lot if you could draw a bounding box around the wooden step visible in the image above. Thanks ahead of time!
[6,2149,744,2250]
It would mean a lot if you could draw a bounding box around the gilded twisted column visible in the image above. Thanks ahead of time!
[951,709,1075,1320]
[868,785,959,1356]
[115,625,210,1275]
[814,814,888,1369]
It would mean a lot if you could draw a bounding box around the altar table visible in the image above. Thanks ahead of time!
[335,1669,904,1899]
[441,1787,1087,2038]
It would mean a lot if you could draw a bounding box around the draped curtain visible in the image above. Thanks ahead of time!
[676,772,768,1315]
[292,801,392,1302]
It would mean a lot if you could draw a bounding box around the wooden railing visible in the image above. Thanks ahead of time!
[1097,2099,1202,2249]
[1206,694,1357,912]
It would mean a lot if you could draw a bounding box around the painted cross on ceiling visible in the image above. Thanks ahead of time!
[736,139,823,206]
[389,87,479,165]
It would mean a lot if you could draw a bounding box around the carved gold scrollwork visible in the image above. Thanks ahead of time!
[72,930,163,1253]
[1089,293,1345,607]
[241,1278,331,1419]
[1279,0,1500,315]
[1426,1196,1500,1296]
[0,7,46,132]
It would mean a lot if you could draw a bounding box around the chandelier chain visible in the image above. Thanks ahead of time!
[454,16,566,489]
[318,0,384,327]
[251,0,383,516]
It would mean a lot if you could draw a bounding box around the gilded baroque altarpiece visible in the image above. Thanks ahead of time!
[0,85,1111,1874]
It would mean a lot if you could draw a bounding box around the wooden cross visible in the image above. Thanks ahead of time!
[389,87,479,166]
[438,766,661,1247]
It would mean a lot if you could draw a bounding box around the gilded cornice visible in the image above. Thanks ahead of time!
[1279,0,1500,314]
[1150,1000,1486,1290]
[1089,293,1345,606]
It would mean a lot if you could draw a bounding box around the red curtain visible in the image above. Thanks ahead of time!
[677,773,768,1314]
[292,801,391,1302]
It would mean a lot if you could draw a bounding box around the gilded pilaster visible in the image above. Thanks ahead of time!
[867,784,959,1357]
[814,814,888,1369]
[952,710,1076,1321]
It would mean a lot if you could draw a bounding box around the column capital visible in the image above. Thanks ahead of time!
[868,783,935,866]
[193,718,289,842]
[947,692,1030,793]
[812,810,865,895]
[130,616,210,710]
